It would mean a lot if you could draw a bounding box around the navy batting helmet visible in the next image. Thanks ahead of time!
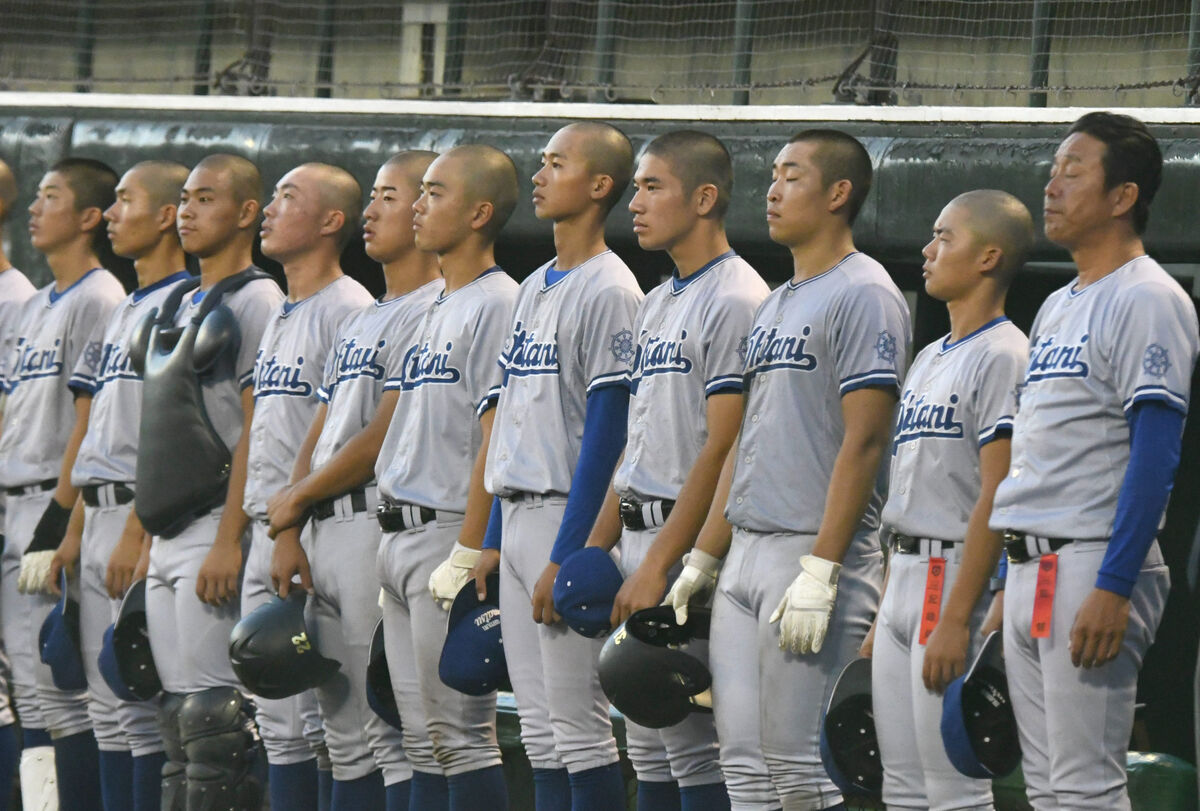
[552,546,623,638]
[366,618,402,732]
[229,591,340,699]
[440,573,509,696]
[98,578,161,701]
[39,570,87,691]
[598,605,713,729]
[819,657,882,799]
[941,630,1021,778]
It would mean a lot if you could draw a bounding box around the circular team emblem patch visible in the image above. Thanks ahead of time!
[83,340,103,373]
[1142,344,1170,377]
[875,330,897,364]
[610,329,634,363]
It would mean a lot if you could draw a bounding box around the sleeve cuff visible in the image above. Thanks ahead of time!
[586,372,631,394]
[839,370,900,395]
[705,374,744,396]
[978,418,1014,447]
[1094,571,1136,599]
[1123,386,1188,414]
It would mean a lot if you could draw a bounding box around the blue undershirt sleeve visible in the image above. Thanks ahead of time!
[1095,400,1185,597]
[549,385,629,565]
[482,496,503,551]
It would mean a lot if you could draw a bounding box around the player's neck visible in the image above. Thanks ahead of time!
[788,225,856,282]
[1069,230,1144,289]
[0,245,11,273]
[438,241,496,293]
[45,240,102,290]
[945,290,1006,343]
[132,240,187,290]
[668,226,731,279]
[551,212,608,271]
[281,253,343,302]
[381,250,440,301]
[197,240,255,289]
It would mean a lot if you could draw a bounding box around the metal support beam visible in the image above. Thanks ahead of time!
[593,0,617,102]
[193,0,216,95]
[1188,0,1200,104]
[316,0,336,98]
[732,0,755,105]
[1030,0,1055,107]
[74,0,97,93]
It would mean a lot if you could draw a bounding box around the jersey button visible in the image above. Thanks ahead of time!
[735,497,744,504]
[751,414,759,422]
[775,316,783,324]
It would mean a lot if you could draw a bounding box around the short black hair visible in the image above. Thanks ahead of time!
[642,130,733,220]
[51,157,118,218]
[787,129,873,225]
[1066,112,1161,234]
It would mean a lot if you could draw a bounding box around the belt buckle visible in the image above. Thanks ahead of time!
[618,498,645,531]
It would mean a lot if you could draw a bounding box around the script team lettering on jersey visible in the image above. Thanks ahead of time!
[892,390,964,451]
[630,329,693,394]
[254,350,312,397]
[399,341,462,390]
[1026,333,1089,382]
[332,336,386,384]
[13,336,64,382]
[503,321,560,381]
[745,323,818,374]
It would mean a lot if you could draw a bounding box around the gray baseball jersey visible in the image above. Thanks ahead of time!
[377,268,518,510]
[485,251,643,496]
[881,317,1028,540]
[0,267,36,392]
[310,280,443,474]
[725,252,911,535]
[0,269,125,487]
[173,274,284,453]
[70,271,195,486]
[243,275,372,519]
[990,255,1199,537]
[612,252,769,503]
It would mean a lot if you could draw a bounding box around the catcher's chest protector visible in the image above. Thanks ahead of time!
[132,270,268,537]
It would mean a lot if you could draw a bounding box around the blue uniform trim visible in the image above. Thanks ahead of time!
[315,386,330,403]
[238,369,255,390]
[482,496,503,551]
[704,374,744,396]
[131,270,192,303]
[1096,400,1184,597]
[783,252,859,291]
[939,316,1010,354]
[435,266,503,304]
[67,373,98,395]
[47,268,103,305]
[839,369,900,395]
[476,389,500,417]
[549,385,629,565]
[539,252,612,292]
[586,370,631,394]
[1123,384,1188,414]
[669,250,736,295]
[977,416,1014,447]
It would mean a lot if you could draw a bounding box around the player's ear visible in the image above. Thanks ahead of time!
[319,209,345,239]
[78,206,104,234]
[826,179,854,216]
[590,174,614,205]
[156,204,178,235]
[470,200,495,233]
[978,244,1003,274]
[237,199,261,230]
[1109,181,1139,222]
[694,183,719,218]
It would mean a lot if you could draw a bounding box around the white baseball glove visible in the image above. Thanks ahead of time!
[18,551,55,595]
[770,554,842,654]
[429,542,482,611]
[663,548,722,625]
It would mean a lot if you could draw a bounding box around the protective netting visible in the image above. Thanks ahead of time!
[0,0,1196,106]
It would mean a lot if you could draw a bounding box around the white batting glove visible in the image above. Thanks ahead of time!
[18,551,55,595]
[664,548,722,625]
[769,554,842,654]
[429,543,482,611]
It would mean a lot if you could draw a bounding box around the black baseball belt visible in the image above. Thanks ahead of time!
[892,533,959,556]
[81,482,135,507]
[4,478,57,498]
[1002,530,1072,563]
[376,501,463,533]
[619,497,675,531]
[311,489,368,522]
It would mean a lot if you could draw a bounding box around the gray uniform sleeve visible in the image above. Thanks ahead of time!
[702,290,760,396]
[65,291,120,395]
[581,283,640,393]
[973,341,1026,446]
[316,335,339,404]
[235,282,283,390]
[1109,280,1199,414]
[468,300,512,416]
[67,315,109,395]
[831,281,908,395]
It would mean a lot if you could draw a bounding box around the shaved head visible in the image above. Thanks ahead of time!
[0,158,15,221]
[126,160,190,210]
[561,122,634,213]
[384,150,438,187]
[642,130,733,219]
[443,144,519,239]
[299,162,363,249]
[194,153,261,205]
[949,189,1034,282]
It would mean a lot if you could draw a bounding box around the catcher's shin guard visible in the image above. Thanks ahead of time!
[179,687,262,811]
[159,692,187,811]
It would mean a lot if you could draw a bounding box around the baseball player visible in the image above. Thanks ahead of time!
[667,130,911,811]
[989,112,1199,809]
[140,153,283,810]
[476,121,643,810]
[0,157,125,810]
[868,190,1032,810]
[579,130,770,810]
[235,162,372,810]
[264,151,443,809]
[373,144,519,810]
[43,160,195,811]
[0,157,35,809]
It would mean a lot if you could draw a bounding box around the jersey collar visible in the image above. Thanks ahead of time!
[132,270,192,303]
[48,267,103,304]
[670,250,736,295]
[540,250,612,292]
[939,316,1009,354]
[784,252,858,290]
[436,266,502,304]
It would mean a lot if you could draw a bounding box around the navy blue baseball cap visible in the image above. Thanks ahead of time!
[552,547,623,638]
[39,570,87,691]
[941,630,1021,778]
[98,623,140,702]
[102,579,161,701]
[366,618,403,732]
[440,573,509,696]
[819,656,882,799]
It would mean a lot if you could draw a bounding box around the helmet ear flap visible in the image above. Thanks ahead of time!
[193,306,237,374]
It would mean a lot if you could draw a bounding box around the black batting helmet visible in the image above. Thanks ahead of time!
[598,605,713,729]
[101,578,162,701]
[941,630,1021,778]
[366,618,402,732]
[819,657,882,798]
[228,591,340,699]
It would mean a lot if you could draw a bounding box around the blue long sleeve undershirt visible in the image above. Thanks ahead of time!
[1095,399,1185,597]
